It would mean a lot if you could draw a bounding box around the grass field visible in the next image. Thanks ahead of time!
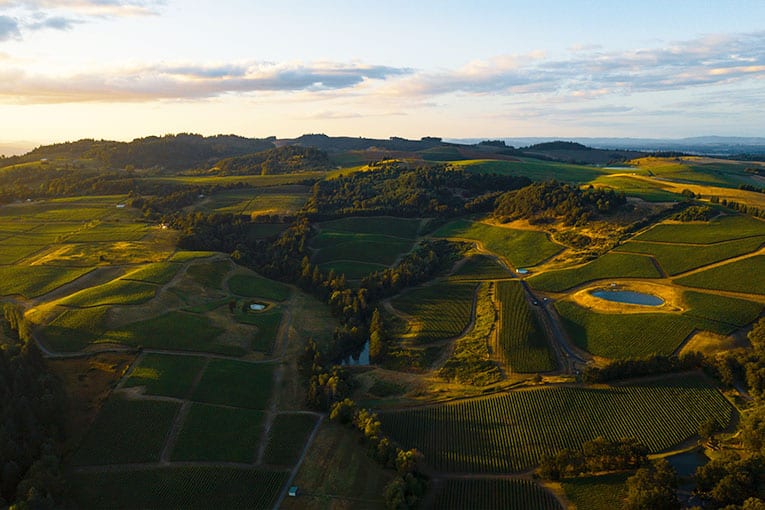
[675,255,765,295]
[311,236,414,266]
[561,473,629,510]
[0,265,93,298]
[170,404,265,462]
[236,310,283,353]
[496,281,557,372]
[682,291,763,334]
[168,251,217,262]
[431,479,562,510]
[70,396,179,466]
[186,259,232,289]
[122,262,183,284]
[69,467,288,509]
[122,353,207,398]
[318,216,422,238]
[556,300,698,358]
[66,222,148,242]
[380,374,733,473]
[634,214,765,244]
[450,254,512,281]
[528,252,661,292]
[618,236,765,275]
[281,422,391,510]
[589,174,681,202]
[262,413,319,467]
[227,272,291,301]
[452,158,605,183]
[109,311,239,355]
[42,306,108,351]
[392,281,477,343]
[432,219,562,268]
[0,243,46,264]
[58,278,157,307]
[192,360,275,409]
[200,186,310,216]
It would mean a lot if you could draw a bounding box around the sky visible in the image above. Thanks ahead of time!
[1,0,764,152]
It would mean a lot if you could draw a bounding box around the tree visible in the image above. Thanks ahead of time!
[624,459,679,510]
[369,308,385,362]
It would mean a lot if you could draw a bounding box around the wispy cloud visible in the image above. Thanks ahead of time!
[0,62,412,103]
[27,15,81,31]
[0,1,162,17]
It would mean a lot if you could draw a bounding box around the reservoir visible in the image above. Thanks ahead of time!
[591,290,664,306]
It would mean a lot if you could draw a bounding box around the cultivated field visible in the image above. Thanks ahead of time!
[450,253,512,281]
[529,252,661,292]
[431,479,562,510]
[392,281,476,343]
[675,255,765,295]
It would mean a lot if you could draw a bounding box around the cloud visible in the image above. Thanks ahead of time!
[387,31,765,99]
[0,62,413,103]
[27,16,81,31]
[0,1,162,17]
[0,15,21,41]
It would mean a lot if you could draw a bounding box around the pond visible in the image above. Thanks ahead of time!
[340,340,370,366]
[666,449,708,478]
[591,290,664,306]
[249,303,267,311]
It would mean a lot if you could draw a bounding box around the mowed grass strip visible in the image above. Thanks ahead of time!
[556,300,697,358]
[450,254,512,281]
[380,373,733,473]
[123,353,207,398]
[432,219,561,268]
[392,282,476,343]
[634,214,765,243]
[263,413,319,467]
[228,273,291,301]
[122,262,182,284]
[170,404,265,462]
[0,265,93,298]
[617,236,765,275]
[70,395,179,466]
[528,252,661,292]
[69,467,288,510]
[431,479,562,510]
[58,278,157,307]
[319,216,422,238]
[193,360,275,409]
[109,311,240,356]
[496,281,556,372]
[675,255,765,295]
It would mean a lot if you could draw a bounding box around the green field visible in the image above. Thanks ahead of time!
[109,311,238,355]
[200,186,310,216]
[450,254,512,281]
[432,219,562,268]
[380,374,733,473]
[170,404,265,462]
[66,222,148,242]
[69,467,287,509]
[634,214,765,244]
[590,174,681,202]
[452,158,606,183]
[682,291,763,334]
[311,236,414,266]
[192,360,275,409]
[58,278,157,307]
[122,262,183,284]
[618,236,765,275]
[123,353,207,398]
[318,216,422,238]
[528,252,661,292]
[431,479,562,510]
[496,281,557,372]
[236,310,283,353]
[562,473,629,510]
[0,265,93,298]
[186,259,232,289]
[41,306,108,351]
[556,300,698,358]
[263,413,319,467]
[0,243,46,264]
[675,255,765,295]
[227,272,291,301]
[70,396,179,466]
[168,251,217,262]
[392,281,477,343]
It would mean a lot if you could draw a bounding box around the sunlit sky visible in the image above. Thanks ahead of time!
[1,0,764,152]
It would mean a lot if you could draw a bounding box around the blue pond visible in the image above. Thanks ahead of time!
[591,290,664,306]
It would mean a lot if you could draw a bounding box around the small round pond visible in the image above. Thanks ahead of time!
[249,302,267,311]
[591,290,664,306]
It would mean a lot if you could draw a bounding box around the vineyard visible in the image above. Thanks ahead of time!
[496,281,557,372]
[380,374,733,473]
[634,213,765,244]
[123,353,207,398]
[528,252,661,292]
[263,413,320,467]
[392,281,477,343]
[450,253,512,281]
[675,255,765,295]
[431,479,562,510]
